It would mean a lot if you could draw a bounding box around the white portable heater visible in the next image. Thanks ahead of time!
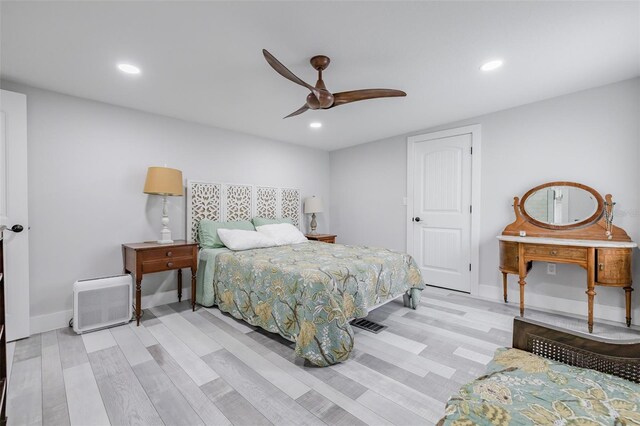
[72,274,132,334]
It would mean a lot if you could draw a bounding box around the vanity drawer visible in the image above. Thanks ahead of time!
[142,256,193,274]
[596,248,632,285]
[499,241,519,273]
[141,246,194,261]
[524,244,587,262]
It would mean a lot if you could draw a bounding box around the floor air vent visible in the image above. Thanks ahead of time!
[351,318,387,334]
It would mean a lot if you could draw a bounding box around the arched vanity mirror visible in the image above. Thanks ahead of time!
[521,182,603,230]
[502,181,628,241]
[498,181,636,334]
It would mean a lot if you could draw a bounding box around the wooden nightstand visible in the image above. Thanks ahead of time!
[305,234,337,244]
[122,240,198,325]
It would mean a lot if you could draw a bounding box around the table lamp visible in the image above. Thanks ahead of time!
[144,166,183,243]
[304,196,323,234]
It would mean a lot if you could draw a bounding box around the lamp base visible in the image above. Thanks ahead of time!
[310,213,318,234]
[157,195,174,244]
[157,227,173,244]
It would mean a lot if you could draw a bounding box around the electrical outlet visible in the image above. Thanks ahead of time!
[547,263,556,275]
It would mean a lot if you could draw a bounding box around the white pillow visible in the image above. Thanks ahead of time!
[216,228,277,251]
[256,223,308,246]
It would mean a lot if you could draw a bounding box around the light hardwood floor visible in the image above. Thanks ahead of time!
[7,287,639,426]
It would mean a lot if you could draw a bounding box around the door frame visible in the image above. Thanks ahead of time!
[406,124,481,295]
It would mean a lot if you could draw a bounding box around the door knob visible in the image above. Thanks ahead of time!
[0,224,24,233]
[412,217,421,222]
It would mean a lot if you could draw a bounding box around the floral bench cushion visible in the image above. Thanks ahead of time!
[440,347,640,426]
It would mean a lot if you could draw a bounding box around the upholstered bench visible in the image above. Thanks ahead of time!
[438,318,640,426]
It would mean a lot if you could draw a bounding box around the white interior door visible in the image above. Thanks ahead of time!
[1,89,30,341]
[409,133,472,292]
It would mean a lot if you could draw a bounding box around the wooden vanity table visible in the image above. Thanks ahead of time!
[499,182,636,333]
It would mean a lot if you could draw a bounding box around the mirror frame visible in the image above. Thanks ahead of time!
[520,181,604,230]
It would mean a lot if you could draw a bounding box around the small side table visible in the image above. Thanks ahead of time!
[305,234,337,244]
[122,240,198,325]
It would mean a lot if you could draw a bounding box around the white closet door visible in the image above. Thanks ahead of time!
[410,133,472,292]
[1,89,30,341]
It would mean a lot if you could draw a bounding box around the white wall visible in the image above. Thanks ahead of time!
[331,77,640,325]
[1,81,330,332]
[5,77,639,332]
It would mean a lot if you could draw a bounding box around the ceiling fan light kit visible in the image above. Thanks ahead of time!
[263,49,406,118]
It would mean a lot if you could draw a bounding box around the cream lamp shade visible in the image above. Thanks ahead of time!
[144,166,183,244]
[144,167,184,196]
[304,196,323,214]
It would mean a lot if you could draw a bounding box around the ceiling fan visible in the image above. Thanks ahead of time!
[263,49,407,119]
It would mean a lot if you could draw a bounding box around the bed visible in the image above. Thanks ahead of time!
[187,180,425,366]
[438,318,640,425]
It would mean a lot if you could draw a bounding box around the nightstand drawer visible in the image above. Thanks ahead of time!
[142,256,193,274]
[316,236,335,243]
[305,234,337,243]
[141,246,193,261]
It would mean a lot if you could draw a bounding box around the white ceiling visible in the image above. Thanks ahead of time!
[2,1,638,151]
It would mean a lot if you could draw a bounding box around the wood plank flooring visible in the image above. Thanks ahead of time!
[7,287,639,426]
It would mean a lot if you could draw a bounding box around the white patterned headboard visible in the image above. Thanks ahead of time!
[186,180,302,243]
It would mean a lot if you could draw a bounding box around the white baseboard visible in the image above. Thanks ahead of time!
[30,309,74,336]
[478,283,639,327]
[29,286,192,335]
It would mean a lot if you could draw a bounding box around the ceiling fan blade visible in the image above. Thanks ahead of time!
[283,104,309,119]
[263,49,320,98]
[331,89,406,108]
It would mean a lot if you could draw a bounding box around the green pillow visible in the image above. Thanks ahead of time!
[252,217,293,227]
[198,220,255,248]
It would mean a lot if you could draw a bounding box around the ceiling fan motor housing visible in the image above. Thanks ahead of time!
[307,91,334,109]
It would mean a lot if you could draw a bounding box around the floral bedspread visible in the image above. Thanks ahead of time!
[212,241,424,366]
[440,348,640,426]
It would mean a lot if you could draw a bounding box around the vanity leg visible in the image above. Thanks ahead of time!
[518,277,526,317]
[586,248,595,333]
[586,287,596,334]
[518,244,526,317]
[502,273,508,303]
[177,269,183,302]
[624,286,633,327]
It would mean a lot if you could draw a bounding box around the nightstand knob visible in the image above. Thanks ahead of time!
[167,251,173,257]
[167,262,174,268]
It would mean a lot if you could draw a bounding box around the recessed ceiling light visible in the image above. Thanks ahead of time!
[309,122,322,129]
[480,59,503,72]
[117,63,141,75]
